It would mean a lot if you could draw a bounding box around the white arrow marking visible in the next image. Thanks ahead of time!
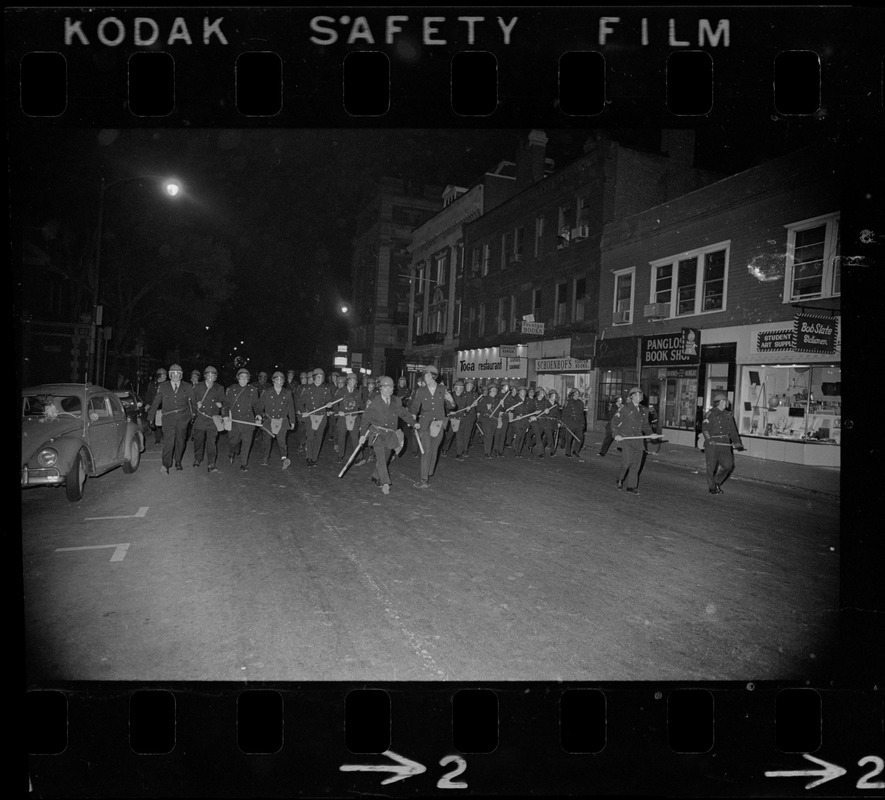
[85,506,149,521]
[56,544,130,562]
[765,753,847,789]
[340,749,426,785]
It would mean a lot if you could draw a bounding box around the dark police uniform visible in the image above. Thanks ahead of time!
[702,396,744,493]
[333,383,364,463]
[191,378,226,470]
[148,377,196,471]
[257,384,297,465]
[611,392,653,492]
[225,378,260,468]
[476,390,500,458]
[359,392,417,491]
[561,395,587,457]
[299,379,333,465]
[409,378,455,485]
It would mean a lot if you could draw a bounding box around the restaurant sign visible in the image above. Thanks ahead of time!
[535,357,592,373]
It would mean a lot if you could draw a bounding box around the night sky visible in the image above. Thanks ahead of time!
[12,122,835,381]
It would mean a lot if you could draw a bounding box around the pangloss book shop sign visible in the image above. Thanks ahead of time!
[640,329,701,366]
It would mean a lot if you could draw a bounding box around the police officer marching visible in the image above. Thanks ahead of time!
[408,364,455,489]
[225,367,261,471]
[333,373,364,465]
[612,387,662,495]
[256,371,297,469]
[476,383,500,458]
[702,392,745,494]
[191,365,226,473]
[357,375,418,495]
[148,363,196,474]
[299,368,333,467]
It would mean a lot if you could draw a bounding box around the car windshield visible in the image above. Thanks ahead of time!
[22,393,83,419]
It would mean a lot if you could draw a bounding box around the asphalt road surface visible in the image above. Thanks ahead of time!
[23,434,840,683]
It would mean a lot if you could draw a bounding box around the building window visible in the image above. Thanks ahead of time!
[702,249,726,311]
[478,303,486,336]
[534,215,545,257]
[501,230,513,268]
[435,251,448,286]
[515,226,525,260]
[416,264,425,296]
[613,269,635,324]
[453,301,461,337]
[510,295,518,331]
[532,288,543,321]
[784,214,840,301]
[558,201,575,236]
[650,242,729,318]
[415,312,424,336]
[554,281,568,326]
[456,241,464,276]
[471,246,481,274]
[573,276,587,322]
[497,297,507,333]
[481,243,491,276]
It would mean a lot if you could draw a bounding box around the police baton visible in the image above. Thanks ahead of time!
[338,433,368,478]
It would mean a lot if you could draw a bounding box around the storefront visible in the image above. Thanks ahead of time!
[737,313,840,467]
[594,336,639,428]
[535,356,594,417]
[639,330,702,447]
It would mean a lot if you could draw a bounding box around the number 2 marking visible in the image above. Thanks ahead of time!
[856,756,885,789]
[437,755,468,789]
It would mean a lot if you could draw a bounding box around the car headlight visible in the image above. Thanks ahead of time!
[37,448,59,467]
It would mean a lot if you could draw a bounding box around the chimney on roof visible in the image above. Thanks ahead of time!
[516,129,549,191]
[661,129,696,166]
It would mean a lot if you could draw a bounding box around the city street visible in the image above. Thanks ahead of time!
[23,434,840,683]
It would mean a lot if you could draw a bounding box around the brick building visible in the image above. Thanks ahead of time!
[599,143,848,466]
[457,129,721,412]
[403,159,526,384]
[349,177,442,379]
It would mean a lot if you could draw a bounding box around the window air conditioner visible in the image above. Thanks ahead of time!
[643,302,668,318]
[571,225,589,240]
[614,310,631,324]
[509,253,523,263]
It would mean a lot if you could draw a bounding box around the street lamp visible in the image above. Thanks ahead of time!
[91,175,182,385]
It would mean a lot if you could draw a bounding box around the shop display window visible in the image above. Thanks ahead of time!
[739,364,841,444]
[659,372,698,430]
[597,369,638,421]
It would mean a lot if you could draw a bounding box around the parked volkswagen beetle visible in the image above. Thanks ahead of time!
[21,383,145,502]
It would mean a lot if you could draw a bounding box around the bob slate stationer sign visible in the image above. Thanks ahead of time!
[756,313,838,354]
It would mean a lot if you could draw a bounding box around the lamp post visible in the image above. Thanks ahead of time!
[91,175,182,385]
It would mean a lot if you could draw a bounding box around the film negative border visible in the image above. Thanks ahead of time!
[11,4,885,798]
[25,681,885,796]
[6,6,885,127]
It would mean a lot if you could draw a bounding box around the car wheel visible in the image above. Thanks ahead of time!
[122,437,141,474]
[65,448,88,502]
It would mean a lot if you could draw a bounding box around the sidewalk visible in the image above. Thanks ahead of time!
[581,431,840,498]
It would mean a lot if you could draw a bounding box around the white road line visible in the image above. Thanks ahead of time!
[56,544,130,561]
[85,506,149,521]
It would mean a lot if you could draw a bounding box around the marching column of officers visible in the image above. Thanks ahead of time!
[144,363,742,496]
